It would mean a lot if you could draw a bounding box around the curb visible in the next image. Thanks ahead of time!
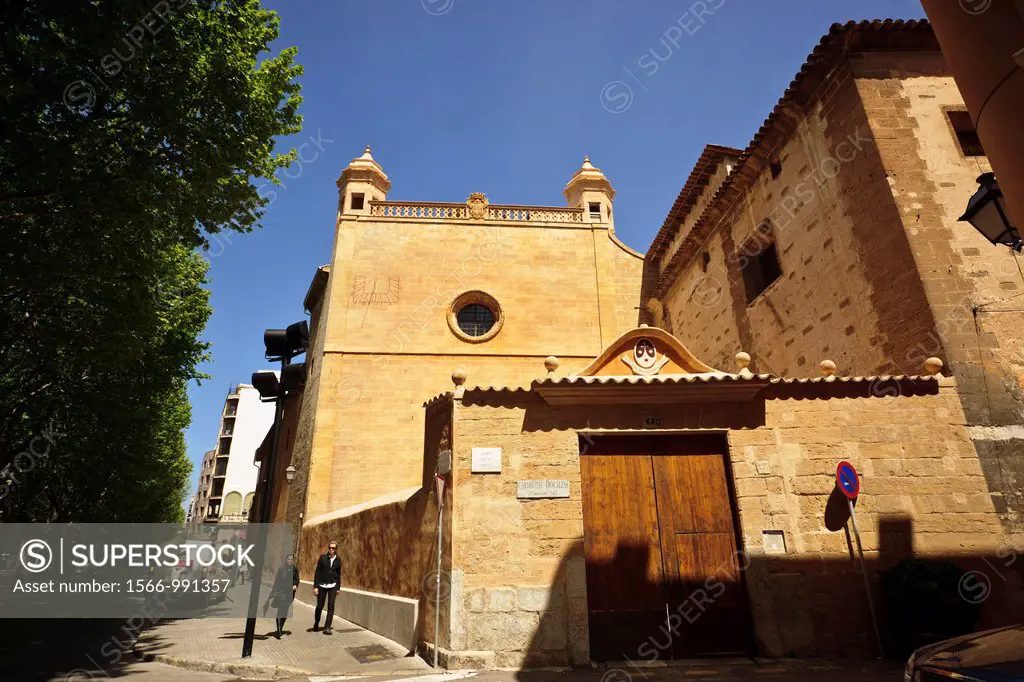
[133,646,441,679]
[133,648,312,679]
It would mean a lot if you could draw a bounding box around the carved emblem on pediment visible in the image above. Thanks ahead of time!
[621,337,670,376]
[467,192,489,220]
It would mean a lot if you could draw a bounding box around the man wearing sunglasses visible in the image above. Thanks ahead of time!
[312,540,341,634]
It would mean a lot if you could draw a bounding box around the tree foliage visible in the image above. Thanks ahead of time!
[0,0,303,521]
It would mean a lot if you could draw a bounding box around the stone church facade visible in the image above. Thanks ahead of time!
[275,19,1024,668]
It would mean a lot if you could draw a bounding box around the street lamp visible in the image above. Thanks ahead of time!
[242,320,308,659]
[959,173,1021,252]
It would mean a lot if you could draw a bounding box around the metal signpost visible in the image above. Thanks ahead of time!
[242,321,308,659]
[433,473,445,668]
[836,460,884,658]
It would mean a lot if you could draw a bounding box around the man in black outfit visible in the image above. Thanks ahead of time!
[312,540,341,635]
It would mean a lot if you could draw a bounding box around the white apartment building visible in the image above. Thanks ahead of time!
[198,383,275,523]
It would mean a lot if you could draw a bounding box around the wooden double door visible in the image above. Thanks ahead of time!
[579,434,753,660]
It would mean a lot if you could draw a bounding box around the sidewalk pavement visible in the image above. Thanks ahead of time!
[132,598,904,682]
[133,599,432,679]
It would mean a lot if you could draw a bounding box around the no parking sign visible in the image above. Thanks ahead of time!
[836,460,860,499]
[835,459,882,657]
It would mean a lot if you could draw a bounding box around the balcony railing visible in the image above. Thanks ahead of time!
[368,200,584,224]
[370,201,468,219]
[487,205,584,223]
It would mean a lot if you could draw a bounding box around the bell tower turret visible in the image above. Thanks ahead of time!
[564,155,616,229]
[337,146,391,216]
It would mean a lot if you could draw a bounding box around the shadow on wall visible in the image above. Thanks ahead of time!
[512,513,1024,673]
[294,399,452,656]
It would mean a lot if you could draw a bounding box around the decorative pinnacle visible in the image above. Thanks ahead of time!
[819,359,837,377]
[735,351,751,371]
[924,357,944,376]
[735,351,752,377]
[452,369,467,387]
[364,145,371,154]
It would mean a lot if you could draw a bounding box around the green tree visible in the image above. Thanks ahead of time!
[0,0,303,521]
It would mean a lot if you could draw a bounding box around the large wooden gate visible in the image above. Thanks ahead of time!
[579,433,753,660]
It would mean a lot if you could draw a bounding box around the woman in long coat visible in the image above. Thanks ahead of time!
[265,553,300,638]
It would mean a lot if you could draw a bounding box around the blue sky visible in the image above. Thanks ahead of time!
[184,0,928,505]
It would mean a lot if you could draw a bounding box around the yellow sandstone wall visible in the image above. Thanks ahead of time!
[304,216,643,517]
[653,51,1024,530]
[298,397,454,647]
[285,270,331,559]
[657,62,935,379]
[855,53,1024,530]
[446,379,1024,665]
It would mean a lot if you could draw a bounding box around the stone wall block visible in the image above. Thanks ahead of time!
[516,586,551,612]
[467,588,486,613]
[487,587,516,612]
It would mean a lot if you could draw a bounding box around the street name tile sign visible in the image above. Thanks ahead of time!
[471,447,502,473]
[517,479,570,499]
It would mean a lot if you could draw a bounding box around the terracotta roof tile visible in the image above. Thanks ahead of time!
[422,391,455,408]
[648,144,743,262]
[532,372,771,387]
[453,372,941,394]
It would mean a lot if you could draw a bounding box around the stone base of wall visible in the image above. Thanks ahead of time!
[418,642,496,669]
[453,584,585,668]
[421,644,572,671]
[297,580,419,651]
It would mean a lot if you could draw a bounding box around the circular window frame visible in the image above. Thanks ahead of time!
[448,291,503,343]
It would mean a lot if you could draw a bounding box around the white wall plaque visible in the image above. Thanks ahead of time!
[471,447,502,473]
[517,479,570,499]
[763,530,787,555]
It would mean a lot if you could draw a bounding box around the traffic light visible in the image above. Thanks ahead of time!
[280,362,307,392]
[286,321,309,355]
[250,371,280,399]
[263,320,309,361]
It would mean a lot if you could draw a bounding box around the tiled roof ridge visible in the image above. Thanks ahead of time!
[446,372,942,393]
[648,144,744,262]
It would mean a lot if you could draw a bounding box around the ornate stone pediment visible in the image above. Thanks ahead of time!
[532,326,769,405]
[577,326,719,377]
